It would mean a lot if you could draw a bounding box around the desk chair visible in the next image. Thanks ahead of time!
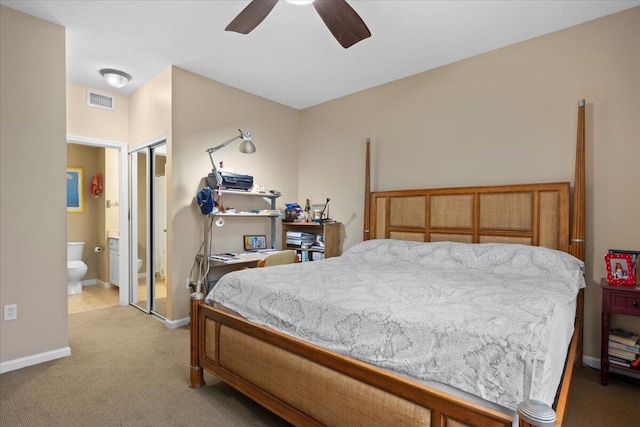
[256,250,298,268]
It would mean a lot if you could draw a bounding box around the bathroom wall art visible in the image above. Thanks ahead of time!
[66,166,84,213]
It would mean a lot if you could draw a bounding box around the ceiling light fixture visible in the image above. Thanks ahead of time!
[99,68,131,88]
[286,0,314,5]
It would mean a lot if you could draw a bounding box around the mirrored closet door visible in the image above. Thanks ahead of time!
[129,142,167,319]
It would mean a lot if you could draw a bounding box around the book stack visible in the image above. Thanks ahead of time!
[286,231,315,248]
[311,233,324,250]
[608,328,640,369]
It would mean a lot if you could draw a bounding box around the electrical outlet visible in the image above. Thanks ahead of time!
[4,304,17,321]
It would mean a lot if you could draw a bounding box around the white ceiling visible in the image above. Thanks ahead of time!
[2,0,638,109]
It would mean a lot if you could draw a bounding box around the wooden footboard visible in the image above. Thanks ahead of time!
[192,293,573,427]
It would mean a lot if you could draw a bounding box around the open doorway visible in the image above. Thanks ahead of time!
[67,135,129,309]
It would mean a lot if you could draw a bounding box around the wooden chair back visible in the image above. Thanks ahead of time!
[256,250,299,268]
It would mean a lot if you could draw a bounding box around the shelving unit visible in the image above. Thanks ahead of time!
[282,221,341,261]
[214,189,281,248]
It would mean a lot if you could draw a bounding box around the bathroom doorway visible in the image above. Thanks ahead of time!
[129,139,167,319]
[67,135,130,308]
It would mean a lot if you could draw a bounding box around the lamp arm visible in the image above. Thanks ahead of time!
[207,135,242,169]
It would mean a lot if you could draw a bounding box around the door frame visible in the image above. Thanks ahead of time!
[67,134,130,306]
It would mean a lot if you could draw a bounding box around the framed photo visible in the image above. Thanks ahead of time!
[66,167,84,213]
[604,253,635,285]
[243,235,267,251]
[608,249,640,286]
[312,204,325,220]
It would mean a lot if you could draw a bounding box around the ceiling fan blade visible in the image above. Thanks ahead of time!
[225,0,279,34]
[312,0,371,48]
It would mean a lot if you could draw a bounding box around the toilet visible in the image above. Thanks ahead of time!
[67,242,88,295]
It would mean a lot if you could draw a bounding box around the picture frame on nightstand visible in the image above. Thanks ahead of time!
[608,249,640,286]
[604,253,636,285]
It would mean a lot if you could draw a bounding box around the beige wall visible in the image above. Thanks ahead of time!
[0,6,67,364]
[67,144,106,282]
[299,7,640,363]
[170,67,300,320]
[129,67,172,146]
[67,82,129,142]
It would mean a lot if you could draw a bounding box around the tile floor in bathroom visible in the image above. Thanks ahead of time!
[68,279,167,314]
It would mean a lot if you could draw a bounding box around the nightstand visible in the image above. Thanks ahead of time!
[600,278,640,385]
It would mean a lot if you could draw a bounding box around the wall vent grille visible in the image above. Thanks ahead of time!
[87,90,114,111]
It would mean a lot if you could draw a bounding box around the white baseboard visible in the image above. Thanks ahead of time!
[0,346,71,374]
[582,355,640,380]
[165,317,189,329]
[582,355,600,369]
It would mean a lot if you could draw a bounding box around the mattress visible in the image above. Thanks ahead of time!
[206,240,585,411]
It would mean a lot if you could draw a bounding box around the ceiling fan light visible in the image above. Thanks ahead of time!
[99,68,131,88]
[227,0,369,49]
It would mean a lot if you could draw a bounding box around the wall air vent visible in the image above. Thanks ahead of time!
[87,90,115,111]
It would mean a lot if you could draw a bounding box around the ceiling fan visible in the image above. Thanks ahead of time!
[225,0,371,49]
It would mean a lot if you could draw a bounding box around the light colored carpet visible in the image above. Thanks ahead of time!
[0,305,291,426]
[563,364,640,426]
[1,305,638,426]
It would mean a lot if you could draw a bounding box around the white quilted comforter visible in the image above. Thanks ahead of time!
[206,240,585,410]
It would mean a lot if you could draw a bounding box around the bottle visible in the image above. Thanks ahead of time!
[305,199,311,213]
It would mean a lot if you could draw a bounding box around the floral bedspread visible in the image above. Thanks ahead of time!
[206,239,585,409]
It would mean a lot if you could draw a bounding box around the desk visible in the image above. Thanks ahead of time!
[600,278,640,385]
[195,250,288,295]
[208,250,282,266]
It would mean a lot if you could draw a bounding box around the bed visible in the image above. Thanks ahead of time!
[189,100,586,427]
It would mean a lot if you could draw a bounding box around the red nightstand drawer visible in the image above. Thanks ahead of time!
[611,290,640,316]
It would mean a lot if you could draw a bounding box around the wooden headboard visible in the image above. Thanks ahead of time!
[368,182,570,251]
[363,100,585,261]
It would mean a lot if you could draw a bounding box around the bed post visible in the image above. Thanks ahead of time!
[517,100,586,427]
[363,138,371,241]
[569,99,586,368]
[189,291,205,388]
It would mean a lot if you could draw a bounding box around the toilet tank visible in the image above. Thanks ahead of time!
[67,242,85,261]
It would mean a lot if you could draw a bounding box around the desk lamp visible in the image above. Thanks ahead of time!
[206,129,256,188]
[197,130,257,290]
